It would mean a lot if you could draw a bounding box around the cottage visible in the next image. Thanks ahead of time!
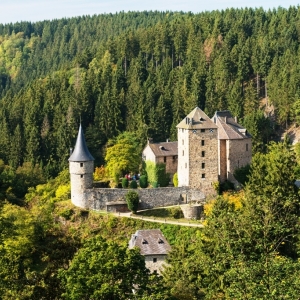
[142,140,178,180]
[129,229,171,274]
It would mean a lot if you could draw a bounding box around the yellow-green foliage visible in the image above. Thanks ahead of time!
[0,203,35,257]
[173,172,178,187]
[204,191,243,218]
[93,165,108,181]
[55,184,71,201]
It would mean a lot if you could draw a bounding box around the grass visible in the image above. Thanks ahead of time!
[134,206,203,224]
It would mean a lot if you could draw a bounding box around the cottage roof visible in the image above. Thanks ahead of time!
[212,111,251,140]
[69,124,94,162]
[148,141,178,157]
[177,107,218,130]
[129,229,171,255]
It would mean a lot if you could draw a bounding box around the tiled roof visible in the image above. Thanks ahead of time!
[177,107,218,130]
[212,111,251,140]
[148,141,178,157]
[69,124,94,162]
[129,229,171,255]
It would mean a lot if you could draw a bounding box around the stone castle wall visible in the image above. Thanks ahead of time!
[188,129,218,197]
[81,186,206,211]
[156,156,178,179]
[219,139,227,182]
[227,139,252,181]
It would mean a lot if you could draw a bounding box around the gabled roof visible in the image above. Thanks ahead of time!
[212,111,251,140]
[177,107,218,130]
[147,141,178,157]
[69,124,94,162]
[129,229,171,255]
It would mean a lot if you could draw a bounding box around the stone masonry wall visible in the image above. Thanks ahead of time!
[145,254,167,274]
[219,139,227,182]
[156,156,178,179]
[70,161,94,208]
[227,139,252,181]
[188,129,218,197]
[82,187,206,211]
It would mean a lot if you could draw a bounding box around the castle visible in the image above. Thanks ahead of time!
[69,107,252,209]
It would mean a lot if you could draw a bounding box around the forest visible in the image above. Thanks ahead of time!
[1,6,300,299]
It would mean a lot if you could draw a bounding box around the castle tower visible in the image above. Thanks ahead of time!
[69,125,94,208]
[177,107,219,196]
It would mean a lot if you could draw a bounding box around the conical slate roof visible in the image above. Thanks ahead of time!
[68,124,94,162]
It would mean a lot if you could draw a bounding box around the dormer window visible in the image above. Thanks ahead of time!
[158,238,164,244]
[142,239,148,244]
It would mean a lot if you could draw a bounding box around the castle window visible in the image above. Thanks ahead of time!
[182,150,184,156]
[81,175,83,178]
[164,157,166,163]
[201,129,205,133]
[182,139,184,145]
[202,163,205,169]
[202,174,205,179]
[201,140,205,146]
[185,163,187,168]
[246,144,248,151]
[153,258,157,263]
[80,163,83,167]
[201,151,205,157]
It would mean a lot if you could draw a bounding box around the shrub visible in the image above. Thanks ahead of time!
[122,178,129,188]
[129,180,138,189]
[169,207,184,219]
[126,190,139,213]
[173,173,178,187]
[139,175,148,188]
[220,180,234,192]
[233,164,250,186]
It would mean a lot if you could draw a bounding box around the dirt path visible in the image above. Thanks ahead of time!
[112,211,204,228]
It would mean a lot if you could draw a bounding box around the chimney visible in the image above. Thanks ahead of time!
[70,148,73,156]
[166,138,169,142]
[235,116,237,123]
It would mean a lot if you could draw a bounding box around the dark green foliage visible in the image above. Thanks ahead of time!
[139,174,148,188]
[129,180,138,189]
[220,180,235,192]
[233,164,251,185]
[0,8,299,176]
[122,177,129,188]
[169,207,184,219]
[59,236,149,300]
[126,190,139,213]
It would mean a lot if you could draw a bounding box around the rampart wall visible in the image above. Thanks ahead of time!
[81,187,206,211]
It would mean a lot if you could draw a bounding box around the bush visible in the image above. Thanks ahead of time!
[126,190,139,213]
[129,180,137,189]
[233,164,250,186]
[220,180,235,192]
[173,173,178,187]
[139,175,148,188]
[122,178,129,188]
[169,207,184,219]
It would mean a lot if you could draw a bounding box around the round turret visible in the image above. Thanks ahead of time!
[69,125,94,208]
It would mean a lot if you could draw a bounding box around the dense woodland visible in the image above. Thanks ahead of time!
[1,6,300,299]
[0,7,299,173]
